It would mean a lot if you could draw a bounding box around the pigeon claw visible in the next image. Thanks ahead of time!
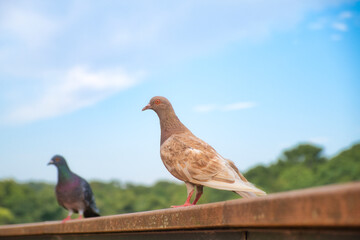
[170,202,194,208]
[61,216,72,223]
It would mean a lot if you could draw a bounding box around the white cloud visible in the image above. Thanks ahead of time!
[339,11,352,19]
[308,9,353,32]
[0,0,353,124]
[308,18,328,30]
[4,66,143,124]
[223,102,257,111]
[0,6,60,48]
[332,22,348,31]
[194,102,256,113]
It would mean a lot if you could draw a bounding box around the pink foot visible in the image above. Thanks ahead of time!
[171,202,194,208]
[61,216,71,223]
[76,215,83,220]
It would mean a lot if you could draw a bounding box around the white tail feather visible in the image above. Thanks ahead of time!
[237,182,267,197]
[236,188,266,198]
[236,191,258,198]
[197,178,266,197]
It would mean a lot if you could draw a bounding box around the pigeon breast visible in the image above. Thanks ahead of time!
[56,176,86,213]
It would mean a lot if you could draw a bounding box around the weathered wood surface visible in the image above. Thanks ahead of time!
[0,182,359,239]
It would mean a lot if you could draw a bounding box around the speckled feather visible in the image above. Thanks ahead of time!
[144,96,266,199]
[160,132,265,195]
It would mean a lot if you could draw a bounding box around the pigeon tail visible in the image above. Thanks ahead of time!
[235,181,267,198]
[236,189,266,198]
[200,178,266,198]
[84,208,100,218]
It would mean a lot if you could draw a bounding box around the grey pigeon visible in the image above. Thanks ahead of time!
[48,155,100,222]
[142,96,266,207]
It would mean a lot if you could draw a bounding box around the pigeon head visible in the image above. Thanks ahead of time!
[48,155,68,168]
[142,96,173,114]
[143,96,191,145]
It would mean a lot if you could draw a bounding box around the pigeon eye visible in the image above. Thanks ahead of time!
[154,99,161,105]
[55,158,60,162]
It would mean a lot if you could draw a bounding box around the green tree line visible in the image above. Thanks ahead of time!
[1,142,359,225]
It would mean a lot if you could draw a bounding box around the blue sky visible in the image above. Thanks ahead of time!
[0,0,359,184]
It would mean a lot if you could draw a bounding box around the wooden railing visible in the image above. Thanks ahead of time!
[1,182,359,239]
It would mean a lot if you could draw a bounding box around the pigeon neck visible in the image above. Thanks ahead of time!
[156,108,190,145]
[57,164,73,182]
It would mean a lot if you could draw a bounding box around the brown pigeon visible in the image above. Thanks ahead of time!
[142,96,266,207]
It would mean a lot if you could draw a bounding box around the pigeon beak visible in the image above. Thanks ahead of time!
[47,160,54,166]
[142,103,151,111]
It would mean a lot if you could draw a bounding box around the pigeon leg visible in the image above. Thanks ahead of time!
[192,185,204,205]
[62,210,73,223]
[171,182,195,208]
[76,210,84,220]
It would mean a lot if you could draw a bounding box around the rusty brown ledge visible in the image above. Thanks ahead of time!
[0,182,359,237]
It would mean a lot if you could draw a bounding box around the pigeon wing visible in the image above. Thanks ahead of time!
[161,133,266,196]
[161,133,235,181]
[80,178,100,217]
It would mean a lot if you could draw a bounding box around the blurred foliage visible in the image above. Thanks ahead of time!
[0,142,359,225]
[245,143,360,193]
